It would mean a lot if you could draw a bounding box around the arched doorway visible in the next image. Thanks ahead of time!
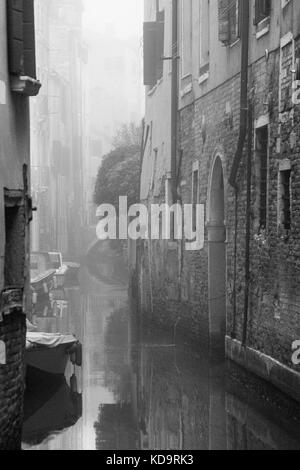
[207,155,226,353]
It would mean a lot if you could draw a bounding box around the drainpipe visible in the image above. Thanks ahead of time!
[139,118,146,199]
[229,0,249,188]
[231,189,238,339]
[242,99,253,346]
[229,0,250,339]
[171,0,178,203]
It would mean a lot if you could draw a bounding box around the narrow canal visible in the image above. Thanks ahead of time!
[22,243,300,450]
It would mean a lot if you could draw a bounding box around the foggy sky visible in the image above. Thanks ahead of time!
[83,0,143,39]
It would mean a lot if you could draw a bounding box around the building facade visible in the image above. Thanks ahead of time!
[31,0,89,259]
[135,0,300,402]
[0,0,40,449]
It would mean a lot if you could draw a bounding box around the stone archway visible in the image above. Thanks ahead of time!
[207,155,227,352]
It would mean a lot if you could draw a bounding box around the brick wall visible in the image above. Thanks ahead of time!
[0,311,26,450]
[134,38,300,372]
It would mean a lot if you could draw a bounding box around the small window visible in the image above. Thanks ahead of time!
[199,0,210,77]
[256,126,269,230]
[151,149,158,191]
[218,0,241,46]
[254,0,271,25]
[0,341,6,365]
[279,168,292,231]
[295,57,300,81]
[181,0,193,76]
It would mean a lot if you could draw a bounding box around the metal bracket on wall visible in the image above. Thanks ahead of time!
[161,56,180,61]
[25,194,37,224]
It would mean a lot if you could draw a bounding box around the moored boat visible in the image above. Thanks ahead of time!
[31,252,56,295]
[25,331,82,376]
[49,252,69,288]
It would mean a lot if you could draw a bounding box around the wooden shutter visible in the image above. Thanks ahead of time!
[23,0,36,78]
[156,10,165,81]
[143,21,157,87]
[218,0,230,45]
[7,0,37,78]
[7,0,24,75]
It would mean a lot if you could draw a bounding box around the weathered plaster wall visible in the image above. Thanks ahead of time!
[0,0,31,450]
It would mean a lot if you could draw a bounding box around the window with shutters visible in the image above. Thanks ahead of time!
[218,0,241,46]
[7,0,41,95]
[254,0,271,26]
[143,10,165,89]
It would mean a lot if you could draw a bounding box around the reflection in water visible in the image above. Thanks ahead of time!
[23,370,82,448]
[95,404,137,450]
[23,246,300,450]
[129,333,226,450]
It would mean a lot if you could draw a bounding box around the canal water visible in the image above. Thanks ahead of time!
[22,243,300,450]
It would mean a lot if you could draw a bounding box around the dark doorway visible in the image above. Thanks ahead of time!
[207,156,227,450]
[208,157,226,352]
